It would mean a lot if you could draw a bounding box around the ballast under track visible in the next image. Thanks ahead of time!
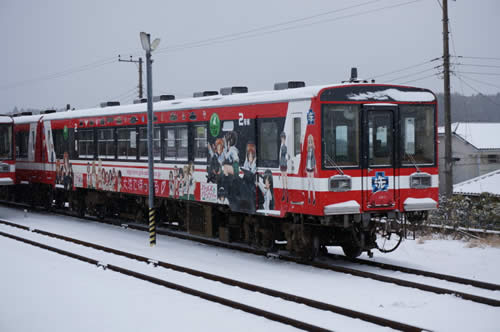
[2,201,500,308]
[0,218,428,332]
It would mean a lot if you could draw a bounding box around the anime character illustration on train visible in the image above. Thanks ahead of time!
[10,75,439,259]
[305,134,316,205]
[279,131,289,203]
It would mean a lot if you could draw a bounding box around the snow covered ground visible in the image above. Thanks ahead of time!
[1,205,499,332]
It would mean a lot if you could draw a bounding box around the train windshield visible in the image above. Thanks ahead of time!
[400,105,435,165]
[322,104,360,167]
[0,124,12,160]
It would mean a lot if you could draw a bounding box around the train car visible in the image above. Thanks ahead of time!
[0,115,15,186]
[13,77,438,258]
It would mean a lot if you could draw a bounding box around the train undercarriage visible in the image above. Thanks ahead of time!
[4,184,425,259]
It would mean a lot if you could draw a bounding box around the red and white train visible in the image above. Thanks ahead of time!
[10,77,438,258]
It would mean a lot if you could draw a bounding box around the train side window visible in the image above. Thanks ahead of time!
[97,128,115,159]
[257,119,279,168]
[164,125,188,161]
[293,117,301,156]
[139,126,161,161]
[0,125,12,160]
[78,129,95,159]
[53,128,75,159]
[193,124,207,161]
[16,131,29,159]
[117,127,137,160]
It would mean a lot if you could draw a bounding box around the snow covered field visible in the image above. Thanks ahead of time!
[1,205,499,332]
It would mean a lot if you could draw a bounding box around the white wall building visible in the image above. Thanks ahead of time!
[438,122,500,194]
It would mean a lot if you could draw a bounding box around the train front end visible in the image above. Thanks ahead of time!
[318,84,438,257]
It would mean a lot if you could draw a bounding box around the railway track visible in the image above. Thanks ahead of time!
[0,219,427,332]
[2,201,500,308]
[326,253,500,291]
[123,221,500,307]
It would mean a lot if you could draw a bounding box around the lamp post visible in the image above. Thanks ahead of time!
[140,32,160,246]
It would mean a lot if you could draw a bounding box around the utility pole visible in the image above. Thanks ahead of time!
[442,0,453,197]
[118,55,144,99]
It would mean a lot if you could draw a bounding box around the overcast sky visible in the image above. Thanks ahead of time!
[1,0,499,113]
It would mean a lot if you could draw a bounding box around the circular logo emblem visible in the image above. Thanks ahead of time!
[63,125,69,140]
[209,113,220,137]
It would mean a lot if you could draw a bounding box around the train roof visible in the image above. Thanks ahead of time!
[13,114,43,125]
[13,83,436,123]
[0,116,13,124]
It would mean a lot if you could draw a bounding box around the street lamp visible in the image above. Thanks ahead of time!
[140,32,160,246]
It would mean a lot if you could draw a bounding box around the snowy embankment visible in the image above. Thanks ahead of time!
[1,205,499,332]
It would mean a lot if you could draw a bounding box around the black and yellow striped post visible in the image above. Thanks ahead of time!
[149,208,156,246]
[140,32,160,247]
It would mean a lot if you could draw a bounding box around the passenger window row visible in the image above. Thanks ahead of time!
[48,123,208,162]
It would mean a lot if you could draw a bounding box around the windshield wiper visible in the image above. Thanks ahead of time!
[405,152,421,173]
[324,143,344,175]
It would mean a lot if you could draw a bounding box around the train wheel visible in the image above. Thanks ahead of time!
[307,234,321,260]
[341,243,363,258]
[96,205,106,220]
[135,208,145,224]
[44,188,54,211]
[341,226,365,258]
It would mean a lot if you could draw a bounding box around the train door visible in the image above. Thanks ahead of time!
[362,105,399,210]
[255,115,285,214]
[35,119,44,163]
[286,101,309,174]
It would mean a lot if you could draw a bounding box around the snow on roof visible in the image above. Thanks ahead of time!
[454,168,500,197]
[34,85,330,122]
[0,116,13,124]
[11,83,434,123]
[13,114,43,124]
[438,122,500,150]
[345,88,434,102]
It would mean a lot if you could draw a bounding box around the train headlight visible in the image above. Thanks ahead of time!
[329,175,352,192]
[0,163,9,172]
[410,173,432,189]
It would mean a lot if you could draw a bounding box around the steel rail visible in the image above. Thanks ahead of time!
[0,219,427,332]
[0,230,331,332]
[133,224,500,307]
[128,223,500,307]
[2,203,500,307]
[327,253,500,291]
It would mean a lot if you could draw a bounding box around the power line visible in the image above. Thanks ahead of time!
[368,58,439,80]
[0,58,116,91]
[155,0,383,53]
[1,0,423,92]
[453,73,500,106]
[155,0,423,55]
[452,55,500,61]
[454,63,500,69]
[445,11,471,125]
[457,73,500,90]
[386,66,440,82]
[458,71,500,76]
[399,72,440,85]
[108,86,138,101]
